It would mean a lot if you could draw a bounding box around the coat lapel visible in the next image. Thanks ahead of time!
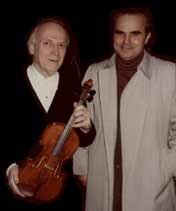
[98,63,117,172]
[120,69,151,182]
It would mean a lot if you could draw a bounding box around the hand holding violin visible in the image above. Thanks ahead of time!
[72,103,91,133]
[7,164,33,198]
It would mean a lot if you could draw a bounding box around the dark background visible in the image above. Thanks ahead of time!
[5,0,176,78]
[1,0,176,208]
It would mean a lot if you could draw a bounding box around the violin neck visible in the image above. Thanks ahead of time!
[52,79,93,156]
[52,98,84,156]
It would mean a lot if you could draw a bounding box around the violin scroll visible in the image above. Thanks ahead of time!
[80,79,96,103]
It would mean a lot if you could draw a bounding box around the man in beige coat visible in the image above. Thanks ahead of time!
[73,6,176,211]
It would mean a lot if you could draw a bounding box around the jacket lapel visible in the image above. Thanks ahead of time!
[120,64,151,182]
[98,62,117,172]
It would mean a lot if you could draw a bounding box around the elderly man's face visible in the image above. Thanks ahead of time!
[113,14,151,61]
[32,22,68,77]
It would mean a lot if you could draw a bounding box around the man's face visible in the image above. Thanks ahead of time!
[32,22,68,77]
[113,14,151,61]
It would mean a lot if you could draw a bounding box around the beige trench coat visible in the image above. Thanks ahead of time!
[73,51,176,211]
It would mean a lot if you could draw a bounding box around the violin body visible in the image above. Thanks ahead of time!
[18,122,79,204]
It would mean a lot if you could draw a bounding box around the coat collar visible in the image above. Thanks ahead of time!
[103,50,152,79]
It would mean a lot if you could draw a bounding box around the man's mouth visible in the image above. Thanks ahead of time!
[48,59,59,63]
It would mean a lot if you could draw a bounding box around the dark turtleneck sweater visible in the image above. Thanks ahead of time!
[116,51,144,97]
[113,52,144,211]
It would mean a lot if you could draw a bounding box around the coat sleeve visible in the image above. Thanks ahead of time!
[73,64,96,175]
[166,67,176,177]
[167,91,176,177]
[73,146,89,175]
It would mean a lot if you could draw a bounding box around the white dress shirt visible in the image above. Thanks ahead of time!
[27,64,59,112]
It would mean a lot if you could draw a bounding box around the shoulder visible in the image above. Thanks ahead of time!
[84,55,115,78]
[87,60,108,73]
[82,59,108,85]
[149,53,176,89]
[144,52,176,81]
[150,53,176,72]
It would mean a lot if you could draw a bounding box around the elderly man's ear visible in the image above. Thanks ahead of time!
[28,43,35,55]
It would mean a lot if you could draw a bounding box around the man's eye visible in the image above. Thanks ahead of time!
[43,41,49,45]
[114,30,124,35]
[58,43,66,49]
[131,31,141,36]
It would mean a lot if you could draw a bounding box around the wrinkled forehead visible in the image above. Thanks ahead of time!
[36,22,68,42]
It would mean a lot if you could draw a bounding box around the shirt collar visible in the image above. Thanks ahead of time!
[28,64,59,82]
[104,50,152,79]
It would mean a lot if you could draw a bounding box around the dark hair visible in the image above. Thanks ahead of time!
[111,7,154,34]
[109,6,155,51]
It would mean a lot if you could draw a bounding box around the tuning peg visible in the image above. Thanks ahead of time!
[86,90,96,102]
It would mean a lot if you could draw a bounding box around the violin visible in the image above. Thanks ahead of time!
[17,79,94,204]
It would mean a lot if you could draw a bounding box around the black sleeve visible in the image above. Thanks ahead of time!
[75,121,96,147]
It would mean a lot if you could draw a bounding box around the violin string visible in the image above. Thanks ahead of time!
[46,122,73,168]
[45,89,89,169]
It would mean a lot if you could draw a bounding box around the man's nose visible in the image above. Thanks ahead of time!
[52,45,60,56]
[123,35,130,44]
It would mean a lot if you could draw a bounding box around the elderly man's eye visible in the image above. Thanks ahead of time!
[58,43,67,49]
[43,41,49,45]
[114,30,124,35]
[131,31,141,36]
